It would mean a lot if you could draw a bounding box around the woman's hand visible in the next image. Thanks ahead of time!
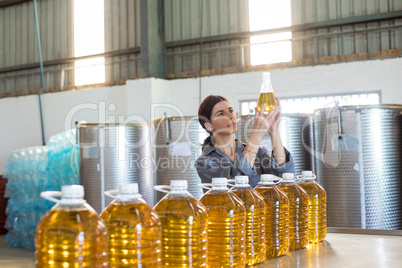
[246,97,286,166]
[267,97,282,135]
[249,101,281,147]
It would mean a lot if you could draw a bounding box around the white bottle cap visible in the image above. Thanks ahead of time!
[302,170,313,176]
[169,180,188,193]
[62,185,84,199]
[212,177,227,190]
[282,173,295,182]
[259,174,277,185]
[154,180,190,195]
[235,176,250,187]
[170,180,188,189]
[119,183,139,194]
[298,170,316,181]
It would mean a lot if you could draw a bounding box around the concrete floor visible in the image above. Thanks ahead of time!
[0,235,35,268]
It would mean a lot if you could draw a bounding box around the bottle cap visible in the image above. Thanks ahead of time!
[170,180,188,190]
[119,183,139,194]
[40,185,86,205]
[62,185,84,199]
[235,176,250,187]
[259,174,277,185]
[154,180,190,195]
[298,170,316,181]
[212,177,228,190]
[282,173,295,182]
[104,183,142,201]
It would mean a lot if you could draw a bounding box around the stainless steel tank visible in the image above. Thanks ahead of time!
[153,116,208,201]
[78,123,154,212]
[313,105,402,229]
[236,114,314,175]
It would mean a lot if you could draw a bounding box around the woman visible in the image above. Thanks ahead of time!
[195,95,294,187]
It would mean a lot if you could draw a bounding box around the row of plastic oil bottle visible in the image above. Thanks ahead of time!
[35,171,326,267]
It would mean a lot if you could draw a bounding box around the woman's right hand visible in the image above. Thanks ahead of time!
[249,103,280,147]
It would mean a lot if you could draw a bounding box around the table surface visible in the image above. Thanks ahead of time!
[1,232,402,267]
[256,232,402,268]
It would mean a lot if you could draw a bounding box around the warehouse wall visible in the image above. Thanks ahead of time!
[165,0,250,74]
[1,57,401,173]
[291,0,402,60]
[2,0,401,95]
[0,0,74,93]
[0,95,43,173]
[104,0,141,81]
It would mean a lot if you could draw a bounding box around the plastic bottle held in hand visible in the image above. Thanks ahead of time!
[153,180,208,267]
[230,176,266,265]
[257,72,277,113]
[254,174,290,258]
[278,173,309,251]
[36,185,108,268]
[199,177,246,268]
[100,183,162,267]
[297,171,327,243]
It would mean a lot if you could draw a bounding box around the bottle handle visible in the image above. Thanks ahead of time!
[104,190,120,199]
[227,179,235,187]
[154,185,171,194]
[259,177,282,185]
[296,174,316,181]
[40,191,62,203]
[197,183,213,190]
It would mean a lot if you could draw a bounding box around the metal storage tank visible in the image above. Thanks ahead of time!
[236,114,314,175]
[78,123,154,212]
[313,105,402,229]
[153,116,208,201]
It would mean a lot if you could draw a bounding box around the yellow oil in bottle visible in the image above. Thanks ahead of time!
[100,184,162,267]
[298,171,327,243]
[278,173,309,251]
[153,180,208,267]
[254,174,289,258]
[257,92,277,112]
[230,176,266,265]
[257,72,276,112]
[36,185,108,268]
[199,177,246,268]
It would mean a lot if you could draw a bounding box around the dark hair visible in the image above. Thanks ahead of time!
[198,95,228,149]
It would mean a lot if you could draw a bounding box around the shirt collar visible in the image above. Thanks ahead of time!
[202,139,246,156]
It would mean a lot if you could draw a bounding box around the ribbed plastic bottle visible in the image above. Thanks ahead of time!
[254,174,290,258]
[278,173,309,251]
[297,171,327,243]
[36,185,108,268]
[153,180,208,267]
[199,177,246,268]
[100,183,162,267]
[230,175,266,265]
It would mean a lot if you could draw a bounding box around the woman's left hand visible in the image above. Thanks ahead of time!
[268,97,282,134]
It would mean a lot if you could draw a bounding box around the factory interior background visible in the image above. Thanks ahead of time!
[0,0,402,267]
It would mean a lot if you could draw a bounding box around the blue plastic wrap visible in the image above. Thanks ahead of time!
[2,129,80,249]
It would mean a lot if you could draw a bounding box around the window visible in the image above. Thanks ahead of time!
[240,92,381,115]
[248,0,292,65]
[74,0,105,86]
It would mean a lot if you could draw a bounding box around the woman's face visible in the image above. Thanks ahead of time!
[206,101,237,135]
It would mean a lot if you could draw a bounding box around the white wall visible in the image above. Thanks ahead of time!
[1,57,402,173]
[42,85,127,140]
[0,95,43,173]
